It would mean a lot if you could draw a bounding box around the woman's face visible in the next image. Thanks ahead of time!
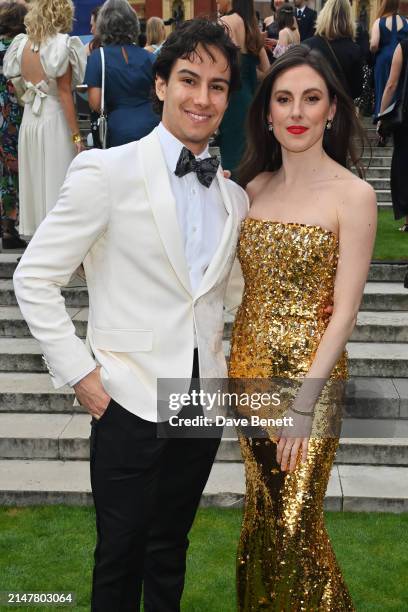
[268,65,336,154]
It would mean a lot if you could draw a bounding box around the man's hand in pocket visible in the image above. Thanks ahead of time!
[74,366,111,420]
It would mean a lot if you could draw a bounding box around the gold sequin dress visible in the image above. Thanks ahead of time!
[229,219,354,611]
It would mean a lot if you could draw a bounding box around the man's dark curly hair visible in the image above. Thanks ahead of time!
[152,19,241,116]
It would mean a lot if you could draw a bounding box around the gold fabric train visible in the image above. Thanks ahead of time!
[229,219,354,611]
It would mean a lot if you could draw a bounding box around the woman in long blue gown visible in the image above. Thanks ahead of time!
[372,10,408,116]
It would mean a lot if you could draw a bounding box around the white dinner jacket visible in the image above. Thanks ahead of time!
[13,128,248,421]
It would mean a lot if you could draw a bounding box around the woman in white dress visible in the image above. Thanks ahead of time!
[273,3,300,59]
[4,0,86,237]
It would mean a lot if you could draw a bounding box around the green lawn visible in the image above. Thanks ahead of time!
[0,507,407,611]
[373,209,408,261]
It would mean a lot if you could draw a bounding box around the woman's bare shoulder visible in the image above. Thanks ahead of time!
[331,168,377,218]
[246,172,274,200]
[220,13,245,44]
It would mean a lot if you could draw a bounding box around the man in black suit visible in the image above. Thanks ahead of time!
[295,0,317,41]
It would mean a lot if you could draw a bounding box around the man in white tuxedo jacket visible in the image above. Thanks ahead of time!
[13,19,248,612]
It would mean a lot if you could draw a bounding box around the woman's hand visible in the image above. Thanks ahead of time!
[276,434,309,472]
[265,37,277,50]
[276,409,313,472]
[75,141,86,155]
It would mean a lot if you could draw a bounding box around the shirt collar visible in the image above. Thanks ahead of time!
[298,6,306,13]
[157,122,210,174]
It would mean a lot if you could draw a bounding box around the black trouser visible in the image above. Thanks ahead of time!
[90,352,220,611]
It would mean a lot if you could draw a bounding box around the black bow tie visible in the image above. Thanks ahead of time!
[174,146,220,188]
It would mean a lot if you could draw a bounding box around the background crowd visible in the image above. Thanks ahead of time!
[0,0,408,245]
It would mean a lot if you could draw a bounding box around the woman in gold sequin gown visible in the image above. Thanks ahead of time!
[228,46,377,611]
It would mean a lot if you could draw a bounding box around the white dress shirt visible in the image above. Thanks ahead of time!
[70,123,227,385]
[157,122,228,295]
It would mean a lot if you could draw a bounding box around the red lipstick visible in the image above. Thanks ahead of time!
[287,126,309,135]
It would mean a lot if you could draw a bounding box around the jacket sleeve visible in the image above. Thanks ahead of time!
[13,149,111,388]
[224,184,248,314]
[224,257,245,314]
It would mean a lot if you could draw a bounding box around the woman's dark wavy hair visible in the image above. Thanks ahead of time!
[239,45,367,187]
[152,19,240,116]
[0,1,27,37]
[231,0,264,55]
[89,5,102,52]
[277,3,296,30]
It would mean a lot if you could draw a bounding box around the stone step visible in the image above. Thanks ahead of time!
[225,310,408,343]
[360,282,408,311]
[1,335,407,377]
[1,460,405,511]
[376,189,392,203]
[0,279,406,312]
[0,373,76,413]
[363,167,390,178]
[223,340,408,377]
[0,413,407,465]
[0,338,49,372]
[362,156,391,167]
[352,311,408,342]
[0,254,19,279]
[348,342,408,377]
[0,306,88,338]
[217,434,408,466]
[0,279,88,307]
[1,256,406,283]
[367,177,390,190]
[366,146,393,156]
[2,306,406,342]
[368,263,407,282]
[0,374,405,419]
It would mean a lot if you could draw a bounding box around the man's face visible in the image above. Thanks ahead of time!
[156,44,231,155]
[294,0,304,8]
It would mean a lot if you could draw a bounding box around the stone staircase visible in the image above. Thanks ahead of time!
[0,119,407,512]
[360,117,392,207]
[0,255,407,512]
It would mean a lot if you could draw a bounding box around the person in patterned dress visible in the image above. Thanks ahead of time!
[0,0,27,249]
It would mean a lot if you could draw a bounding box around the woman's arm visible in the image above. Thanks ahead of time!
[277,179,377,471]
[370,19,380,54]
[258,47,270,74]
[88,86,102,112]
[302,181,377,383]
[56,64,84,154]
[380,44,403,112]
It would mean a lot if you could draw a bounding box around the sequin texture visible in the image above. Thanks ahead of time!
[229,219,354,611]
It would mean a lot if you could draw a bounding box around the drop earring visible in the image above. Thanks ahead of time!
[326,119,333,130]
[268,123,273,132]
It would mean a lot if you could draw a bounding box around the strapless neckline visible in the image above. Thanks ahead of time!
[244,217,339,242]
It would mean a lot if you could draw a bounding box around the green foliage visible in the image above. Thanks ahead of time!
[0,507,407,611]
